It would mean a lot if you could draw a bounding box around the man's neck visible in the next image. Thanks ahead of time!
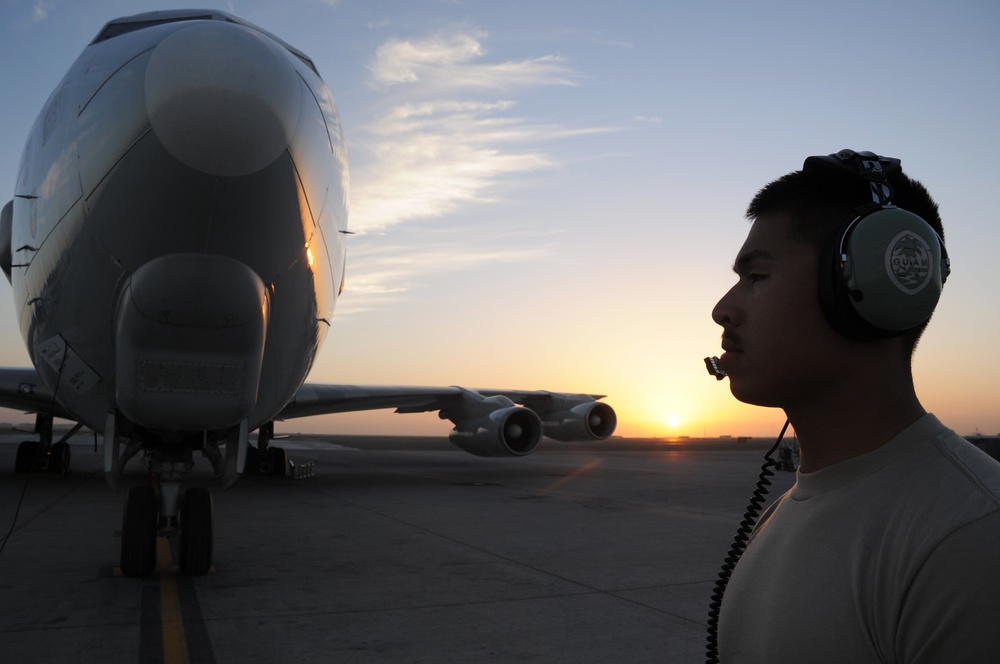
[786,378,926,473]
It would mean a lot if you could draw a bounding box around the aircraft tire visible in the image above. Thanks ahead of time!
[268,446,287,476]
[178,487,213,575]
[120,485,158,578]
[14,441,39,473]
[244,444,260,475]
[49,442,71,475]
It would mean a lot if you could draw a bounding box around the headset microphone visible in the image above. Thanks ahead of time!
[705,356,726,380]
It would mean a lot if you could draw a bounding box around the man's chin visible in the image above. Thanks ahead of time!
[728,378,784,409]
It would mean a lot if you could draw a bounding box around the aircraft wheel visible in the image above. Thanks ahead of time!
[178,487,213,575]
[120,485,158,578]
[244,444,260,475]
[268,446,287,476]
[14,441,39,474]
[49,442,71,475]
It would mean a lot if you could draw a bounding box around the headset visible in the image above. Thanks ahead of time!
[806,149,950,340]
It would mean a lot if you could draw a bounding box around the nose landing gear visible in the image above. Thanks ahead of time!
[109,416,243,578]
[118,481,215,578]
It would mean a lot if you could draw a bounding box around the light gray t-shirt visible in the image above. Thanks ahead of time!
[719,414,1000,663]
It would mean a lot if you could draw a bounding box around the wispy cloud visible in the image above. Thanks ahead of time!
[341,27,609,314]
[350,29,607,235]
[350,100,582,233]
[337,229,556,315]
[20,0,51,25]
[369,31,577,90]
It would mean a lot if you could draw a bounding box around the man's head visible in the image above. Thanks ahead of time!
[711,150,947,409]
[747,151,947,344]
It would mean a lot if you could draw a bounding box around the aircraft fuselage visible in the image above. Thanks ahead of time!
[7,11,348,436]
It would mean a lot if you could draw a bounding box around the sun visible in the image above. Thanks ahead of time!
[666,415,681,428]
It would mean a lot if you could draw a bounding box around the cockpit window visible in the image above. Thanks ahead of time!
[90,10,319,75]
[92,15,217,42]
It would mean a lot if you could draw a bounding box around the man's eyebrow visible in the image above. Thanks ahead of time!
[732,249,775,275]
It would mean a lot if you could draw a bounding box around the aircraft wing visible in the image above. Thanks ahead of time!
[278,383,617,456]
[0,367,73,420]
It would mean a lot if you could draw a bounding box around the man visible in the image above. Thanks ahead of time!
[709,150,1000,662]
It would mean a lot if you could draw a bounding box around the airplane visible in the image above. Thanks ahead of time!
[0,9,616,578]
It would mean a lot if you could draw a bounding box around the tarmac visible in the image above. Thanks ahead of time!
[0,431,795,663]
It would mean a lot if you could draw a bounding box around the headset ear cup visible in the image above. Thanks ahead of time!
[819,217,873,339]
[820,208,945,340]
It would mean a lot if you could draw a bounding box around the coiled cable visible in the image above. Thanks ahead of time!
[705,419,790,663]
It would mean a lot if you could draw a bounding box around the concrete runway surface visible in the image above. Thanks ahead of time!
[0,432,795,663]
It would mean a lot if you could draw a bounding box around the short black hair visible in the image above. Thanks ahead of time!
[745,156,944,349]
[746,163,943,247]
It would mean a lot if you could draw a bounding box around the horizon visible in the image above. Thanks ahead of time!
[2,418,998,443]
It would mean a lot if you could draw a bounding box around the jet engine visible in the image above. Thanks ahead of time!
[446,403,543,457]
[540,400,618,441]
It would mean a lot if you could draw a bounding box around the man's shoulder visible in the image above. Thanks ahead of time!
[869,417,1000,538]
[930,424,1000,506]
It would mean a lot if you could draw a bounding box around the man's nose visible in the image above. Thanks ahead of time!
[711,284,740,328]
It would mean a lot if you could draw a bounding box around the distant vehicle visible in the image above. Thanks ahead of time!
[0,10,616,577]
[776,438,799,472]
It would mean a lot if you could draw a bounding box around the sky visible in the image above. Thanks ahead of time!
[0,0,998,439]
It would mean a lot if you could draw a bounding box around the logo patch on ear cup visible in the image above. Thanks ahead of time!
[885,230,933,294]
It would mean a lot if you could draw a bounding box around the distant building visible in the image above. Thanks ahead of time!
[968,435,1000,463]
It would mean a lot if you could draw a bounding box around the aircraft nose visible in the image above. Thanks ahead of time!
[144,21,301,177]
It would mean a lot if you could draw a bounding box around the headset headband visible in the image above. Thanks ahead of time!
[803,149,899,214]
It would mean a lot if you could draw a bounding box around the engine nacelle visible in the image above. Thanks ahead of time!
[448,406,543,457]
[542,401,617,441]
